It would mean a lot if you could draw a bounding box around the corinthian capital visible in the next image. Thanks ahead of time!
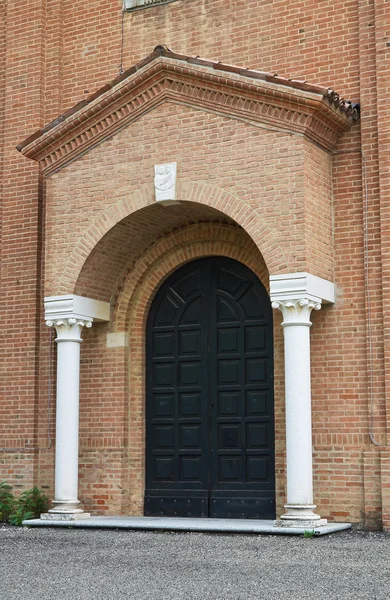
[271,298,321,327]
[46,318,92,342]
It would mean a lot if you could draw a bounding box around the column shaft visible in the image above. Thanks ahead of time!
[283,322,313,506]
[54,339,81,508]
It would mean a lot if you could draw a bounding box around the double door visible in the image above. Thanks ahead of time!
[145,257,275,519]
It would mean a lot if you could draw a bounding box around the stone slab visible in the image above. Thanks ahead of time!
[22,516,352,536]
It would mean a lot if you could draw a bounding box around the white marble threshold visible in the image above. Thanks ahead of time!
[23,516,352,536]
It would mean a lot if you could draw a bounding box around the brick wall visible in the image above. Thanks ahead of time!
[0,1,46,491]
[61,0,361,109]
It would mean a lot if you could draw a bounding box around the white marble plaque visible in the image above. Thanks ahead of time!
[154,162,177,203]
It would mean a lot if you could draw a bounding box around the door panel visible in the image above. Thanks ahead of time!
[145,257,275,519]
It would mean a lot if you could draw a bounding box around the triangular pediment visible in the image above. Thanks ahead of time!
[17,46,358,177]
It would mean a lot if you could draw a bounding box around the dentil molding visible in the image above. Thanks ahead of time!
[17,47,357,177]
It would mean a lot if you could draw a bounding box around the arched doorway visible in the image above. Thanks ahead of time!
[145,257,275,519]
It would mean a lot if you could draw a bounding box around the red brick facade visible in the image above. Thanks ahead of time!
[1,0,390,529]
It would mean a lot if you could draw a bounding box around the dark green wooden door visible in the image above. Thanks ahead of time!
[145,257,275,519]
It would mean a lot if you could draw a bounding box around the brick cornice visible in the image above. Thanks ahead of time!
[17,48,358,177]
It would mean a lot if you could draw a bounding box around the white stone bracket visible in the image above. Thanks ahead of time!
[269,272,335,305]
[44,294,110,323]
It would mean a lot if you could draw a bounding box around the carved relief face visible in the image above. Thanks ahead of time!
[154,164,175,191]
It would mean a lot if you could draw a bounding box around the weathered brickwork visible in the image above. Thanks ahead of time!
[1,0,389,528]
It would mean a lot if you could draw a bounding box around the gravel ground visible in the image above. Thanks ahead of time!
[0,526,389,600]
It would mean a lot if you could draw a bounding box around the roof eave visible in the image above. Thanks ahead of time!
[17,47,358,176]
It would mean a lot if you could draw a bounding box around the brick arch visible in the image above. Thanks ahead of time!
[59,181,288,295]
[114,222,268,330]
[115,223,284,514]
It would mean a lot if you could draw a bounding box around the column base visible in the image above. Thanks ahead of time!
[277,504,327,528]
[275,518,328,528]
[42,499,91,520]
[41,512,91,521]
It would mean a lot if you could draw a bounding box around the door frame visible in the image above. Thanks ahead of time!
[144,256,276,518]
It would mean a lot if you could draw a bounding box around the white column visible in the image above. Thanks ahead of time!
[45,317,92,519]
[272,298,327,527]
[270,273,335,528]
[40,295,110,521]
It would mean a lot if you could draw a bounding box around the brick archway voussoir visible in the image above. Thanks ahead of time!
[58,182,287,295]
[114,223,269,331]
